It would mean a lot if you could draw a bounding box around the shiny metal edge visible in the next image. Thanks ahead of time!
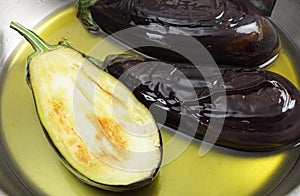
[271,0,300,53]
[249,0,277,16]
[0,0,74,75]
[271,1,300,194]
[0,0,74,195]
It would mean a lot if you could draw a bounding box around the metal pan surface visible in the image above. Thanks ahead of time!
[1,0,300,195]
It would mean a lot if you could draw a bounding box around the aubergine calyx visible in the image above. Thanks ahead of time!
[10,21,162,191]
[76,0,99,33]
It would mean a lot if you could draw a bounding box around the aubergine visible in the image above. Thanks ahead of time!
[10,22,162,191]
[103,54,300,151]
[77,0,280,67]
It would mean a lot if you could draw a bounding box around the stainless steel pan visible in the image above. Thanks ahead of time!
[1,0,300,195]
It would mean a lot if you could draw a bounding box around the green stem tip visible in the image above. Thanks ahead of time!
[10,21,53,53]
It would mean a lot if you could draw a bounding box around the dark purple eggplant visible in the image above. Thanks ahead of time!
[77,0,280,67]
[102,54,300,151]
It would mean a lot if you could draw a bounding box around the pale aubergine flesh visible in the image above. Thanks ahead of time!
[10,22,162,192]
[77,0,280,67]
[103,54,300,151]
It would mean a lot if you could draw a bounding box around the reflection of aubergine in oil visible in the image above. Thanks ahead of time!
[10,22,162,192]
[77,0,280,67]
[104,54,300,151]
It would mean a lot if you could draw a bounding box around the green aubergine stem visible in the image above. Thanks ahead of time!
[9,21,69,88]
[10,22,60,56]
[10,21,105,70]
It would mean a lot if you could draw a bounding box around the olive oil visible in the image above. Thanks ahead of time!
[1,5,300,196]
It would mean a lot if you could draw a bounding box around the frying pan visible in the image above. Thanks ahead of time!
[1,0,300,195]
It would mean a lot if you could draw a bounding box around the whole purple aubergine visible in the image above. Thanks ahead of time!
[77,0,280,67]
[103,54,300,151]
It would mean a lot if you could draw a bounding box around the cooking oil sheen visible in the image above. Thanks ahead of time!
[1,5,300,196]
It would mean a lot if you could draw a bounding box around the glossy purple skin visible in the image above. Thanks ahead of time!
[104,55,300,151]
[89,0,280,67]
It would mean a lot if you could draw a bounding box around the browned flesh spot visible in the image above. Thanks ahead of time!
[49,99,72,134]
[97,118,127,149]
[74,143,91,164]
[49,99,92,164]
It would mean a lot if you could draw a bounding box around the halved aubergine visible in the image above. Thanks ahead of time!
[10,22,162,192]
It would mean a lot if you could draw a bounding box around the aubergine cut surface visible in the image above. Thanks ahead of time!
[77,0,280,67]
[10,22,162,192]
[103,54,300,151]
